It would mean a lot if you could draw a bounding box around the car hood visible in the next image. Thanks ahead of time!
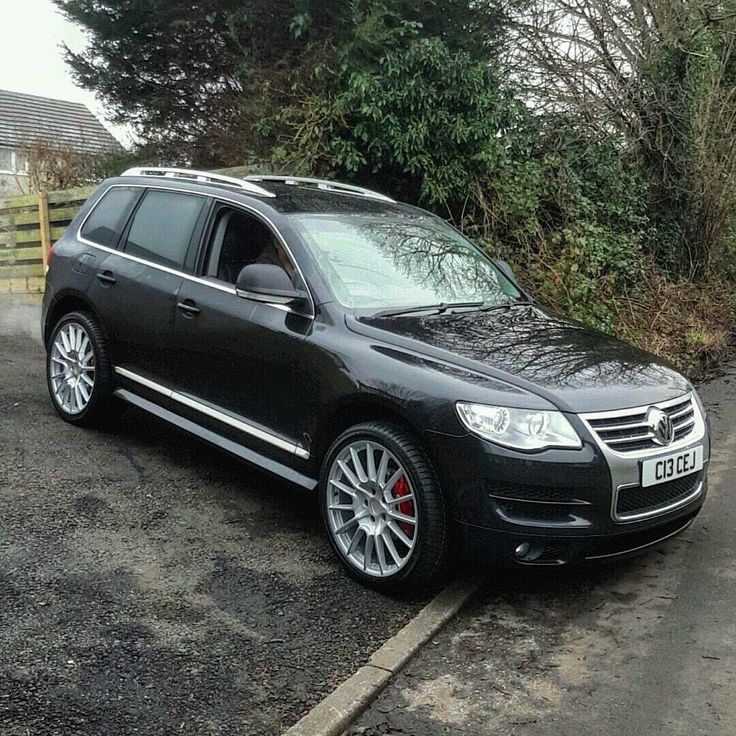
[348,305,691,413]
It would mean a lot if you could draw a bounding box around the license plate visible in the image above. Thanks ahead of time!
[641,446,704,487]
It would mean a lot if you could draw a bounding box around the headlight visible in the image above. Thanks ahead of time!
[456,402,582,451]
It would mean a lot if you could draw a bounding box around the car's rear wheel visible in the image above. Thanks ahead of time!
[319,421,449,593]
[46,311,118,426]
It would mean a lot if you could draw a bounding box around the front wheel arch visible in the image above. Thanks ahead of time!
[311,396,428,470]
[318,420,450,593]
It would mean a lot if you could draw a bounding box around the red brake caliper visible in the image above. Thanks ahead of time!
[392,476,414,538]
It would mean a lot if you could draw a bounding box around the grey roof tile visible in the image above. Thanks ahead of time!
[0,89,123,154]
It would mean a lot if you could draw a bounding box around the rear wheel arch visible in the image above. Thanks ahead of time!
[45,292,102,346]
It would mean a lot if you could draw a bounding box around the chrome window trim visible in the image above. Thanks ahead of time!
[76,183,316,319]
[114,366,310,459]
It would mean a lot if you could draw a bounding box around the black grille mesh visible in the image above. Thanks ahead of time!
[488,483,585,504]
[495,500,577,524]
[616,472,701,517]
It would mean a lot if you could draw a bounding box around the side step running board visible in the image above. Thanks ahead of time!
[113,388,318,491]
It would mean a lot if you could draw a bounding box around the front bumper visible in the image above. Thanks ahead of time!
[455,502,703,566]
[424,404,710,566]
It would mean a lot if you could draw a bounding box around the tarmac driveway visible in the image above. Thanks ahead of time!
[0,332,425,736]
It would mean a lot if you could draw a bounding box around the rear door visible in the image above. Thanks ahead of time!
[90,187,208,384]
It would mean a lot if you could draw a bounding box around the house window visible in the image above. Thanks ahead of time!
[14,150,27,173]
[0,147,28,175]
[0,147,13,173]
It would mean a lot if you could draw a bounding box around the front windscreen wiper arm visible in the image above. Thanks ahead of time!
[372,299,529,319]
[476,298,534,312]
[371,303,445,318]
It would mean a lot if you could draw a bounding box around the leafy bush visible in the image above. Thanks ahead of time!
[59,0,735,377]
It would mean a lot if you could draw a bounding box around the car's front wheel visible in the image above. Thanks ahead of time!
[46,310,118,426]
[319,421,449,593]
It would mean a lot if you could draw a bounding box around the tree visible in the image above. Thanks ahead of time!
[268,35,525,213]
[505,0,736,274]
[55,0,506,166]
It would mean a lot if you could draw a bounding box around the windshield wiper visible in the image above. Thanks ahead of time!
[372,301,485,318]
[373,298,532,319]
[372,303,445,318]
[476,298,533,312]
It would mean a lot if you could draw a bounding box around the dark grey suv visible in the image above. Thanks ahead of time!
[42,167,710,592]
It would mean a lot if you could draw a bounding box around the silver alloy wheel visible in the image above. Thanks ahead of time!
[326,440,418,577]
[49,321,96,415]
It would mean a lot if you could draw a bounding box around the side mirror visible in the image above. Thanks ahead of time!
[494,259,517,284]
[235,263,307,306]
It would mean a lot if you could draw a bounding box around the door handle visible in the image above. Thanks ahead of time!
[177,300,201,316]
[96,270,117,285]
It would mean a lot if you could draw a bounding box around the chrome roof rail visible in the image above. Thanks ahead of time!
[121,167,276,198]
[245,175,395,203]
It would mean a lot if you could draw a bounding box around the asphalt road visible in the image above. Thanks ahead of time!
[4,316,734,736]
[351,362,736,735]
[0,331,426,736]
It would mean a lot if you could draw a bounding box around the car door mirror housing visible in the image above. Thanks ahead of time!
[235,263,307,305]
[493,259,517,284]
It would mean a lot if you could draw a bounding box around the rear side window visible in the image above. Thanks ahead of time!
[80,186,140,247]
[124,190,205,269]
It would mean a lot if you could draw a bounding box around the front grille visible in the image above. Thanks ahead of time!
[616,471,702,519]
[586,395,696,453]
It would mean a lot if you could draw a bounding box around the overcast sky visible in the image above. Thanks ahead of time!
[0,0,133,146]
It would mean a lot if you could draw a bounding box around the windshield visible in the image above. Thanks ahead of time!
[290,213,522,311]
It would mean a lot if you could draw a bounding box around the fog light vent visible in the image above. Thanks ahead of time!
[514,541,545,562]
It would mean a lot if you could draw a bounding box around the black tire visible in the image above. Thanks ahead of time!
[46,310,119,427]
[319,421,450,593]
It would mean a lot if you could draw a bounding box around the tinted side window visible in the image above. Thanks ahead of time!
[204,207,292,284]
[80,187,140,247]
[124,190,205,269]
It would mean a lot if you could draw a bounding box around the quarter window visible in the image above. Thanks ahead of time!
[80,187,141,248]
[124,190,205,269]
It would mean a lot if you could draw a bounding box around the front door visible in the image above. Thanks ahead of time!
[171,204,314,459]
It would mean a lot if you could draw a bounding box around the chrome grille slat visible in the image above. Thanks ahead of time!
[584,394,697,454]
[669,404,693,420]
[673,416,695,431]
[592,419,649,433]
[606,431,654,445]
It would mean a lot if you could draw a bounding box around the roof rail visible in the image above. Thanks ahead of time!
[245,175,395,203]
[121,167,276,198]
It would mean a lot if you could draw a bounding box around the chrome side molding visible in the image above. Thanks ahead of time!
[114,366,310,460]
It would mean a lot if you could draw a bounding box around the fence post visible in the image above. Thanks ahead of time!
[37,190,51,271]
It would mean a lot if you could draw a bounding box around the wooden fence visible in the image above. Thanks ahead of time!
[0,185,94,297]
